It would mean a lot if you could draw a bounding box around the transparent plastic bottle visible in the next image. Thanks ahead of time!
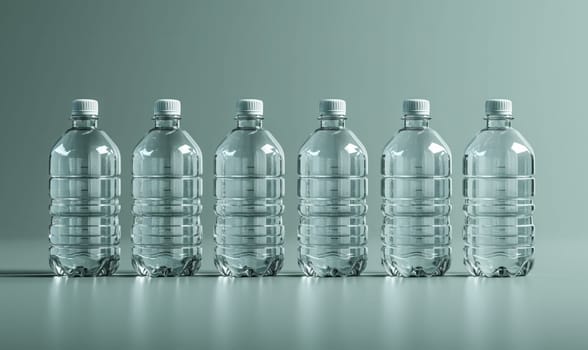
[381,99,452,277]
[298,99,368,277]
[463,99,535,277]
[132,99,202,276]
[214,99,285,277]
[49,99,121,276]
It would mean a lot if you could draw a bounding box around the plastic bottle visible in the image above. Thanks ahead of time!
[132,99,202,276]
[49,99,121,276]
[463,99,535,277]
[381,99,452,276]
[214,99,285,276]
[298,99,368,277]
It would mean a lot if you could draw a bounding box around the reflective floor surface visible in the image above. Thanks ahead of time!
[0,271,586,350]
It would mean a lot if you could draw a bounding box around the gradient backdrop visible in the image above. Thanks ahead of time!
[0,0,578,275]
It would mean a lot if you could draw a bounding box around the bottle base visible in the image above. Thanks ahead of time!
[381,250,451,277]
[132,246,202,277]
[298,246,367,277]
[464,246,534,277]
[49,246,120,277]
[214,246,284,277]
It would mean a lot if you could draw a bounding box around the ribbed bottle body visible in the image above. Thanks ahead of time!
[132,126,203,276]
[381,126,451,276]
[298,122,368,277]
[214,124,285,276]
[49,126,121,276]
[463,122,535,277]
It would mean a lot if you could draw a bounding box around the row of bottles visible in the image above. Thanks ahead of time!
[49,98,535,278]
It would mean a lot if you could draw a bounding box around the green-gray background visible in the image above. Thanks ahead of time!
[1,1,587,349]
[0,0,577,274]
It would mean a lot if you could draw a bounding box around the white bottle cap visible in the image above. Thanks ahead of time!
[319,99,346,116]
[154,99,181,116]
[403,99,430,116]
[485,99,512,116]
[71,99,98,116]
[237,99,263,116]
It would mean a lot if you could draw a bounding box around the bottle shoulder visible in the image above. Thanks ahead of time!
[464,127,534,158]
[50,128,120,159]
[50,128,120,176]
[215,128,284,158]
[383,127,452,159]
[299,128,367,158]
[214,128,284,176]
[463,127,535,176]
[133,128,202,158]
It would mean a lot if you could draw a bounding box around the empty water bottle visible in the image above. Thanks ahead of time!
[132,99,202,276]
[463,99,535,277]
[214,99,285,276]
[381,99,452,277]
[49,99,121,276]
[298,99,368,277]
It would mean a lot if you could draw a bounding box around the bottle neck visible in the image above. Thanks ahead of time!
[402,115,430,128]
[485,115,512,129]
[236,116,263,129]
[319,117,346,129]
[154,117,180,129]
[71,117,98,129]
